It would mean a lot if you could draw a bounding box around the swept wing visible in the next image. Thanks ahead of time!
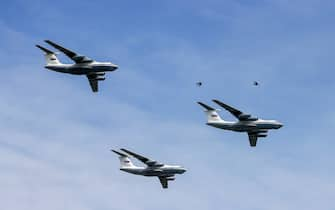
[158,177,168,188]
[247,130,268,147]
[120,148,163,167]
[86,74,100,92]
[45,40,93,63]
[158,176,175,189]
[213,99,258,121]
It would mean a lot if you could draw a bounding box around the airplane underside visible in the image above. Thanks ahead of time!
[209,123,277,132]
[143,170,178,177]
[47,66,114,75]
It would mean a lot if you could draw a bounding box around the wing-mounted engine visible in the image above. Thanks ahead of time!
[72,55,93,63]
[95,72,105,80]
[146,160,164,167]
[95,77,105,81]
[238,114,258,121]
[249,130,268,138]
[166,176,175,181]
[87,72,105,81]
[96,72,106,76]
[238,114,251,120]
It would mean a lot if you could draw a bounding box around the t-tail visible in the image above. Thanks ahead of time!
[36,44,61,65]
[197,102,223,123]
[111,149,135,168]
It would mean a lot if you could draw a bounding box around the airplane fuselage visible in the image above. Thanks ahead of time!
[120,165,186,177]
[45,61,118,75]
[207,119,283,132]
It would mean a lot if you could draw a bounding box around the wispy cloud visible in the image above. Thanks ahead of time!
[0,1,335,210]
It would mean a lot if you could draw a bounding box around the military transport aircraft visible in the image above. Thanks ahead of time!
[36,40,118,92]
[198,99,283,147]
[112,148,186,189]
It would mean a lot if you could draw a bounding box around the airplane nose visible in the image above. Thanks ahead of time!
[180,167,187,173]
[278,123,283,128]
[109,62,118,69]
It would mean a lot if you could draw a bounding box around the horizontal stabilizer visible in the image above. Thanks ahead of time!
[197,102,215,111]
[36,44,54,54]
[111,149,128,157]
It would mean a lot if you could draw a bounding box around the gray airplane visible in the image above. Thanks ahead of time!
[198,99,283,147]
[112,148,186,189]
[36,40,118,92]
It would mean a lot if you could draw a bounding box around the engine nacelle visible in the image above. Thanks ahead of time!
[238,114,251,120]
[73,55,84,60]
[257,134,267,138]
[244,117,258,121]
[166,177,175,181]
[146,160,157,165]
[73,55,93,63]
[96,72,106,76]
[95,77,105,81]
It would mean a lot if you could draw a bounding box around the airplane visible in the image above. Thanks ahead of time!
[197,99,283,147]
[36,40,118,92]
[196,81,202,87]
[111,148,186,189]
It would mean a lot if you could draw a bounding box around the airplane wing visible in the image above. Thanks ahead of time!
[86,74,99,92]
[45,40,93,63]
[247,131,268,147]
[247,133,258,147]
[158,177,168,188]
[212,99,242,118]
[213,99,257,121]
[120,148,163,167]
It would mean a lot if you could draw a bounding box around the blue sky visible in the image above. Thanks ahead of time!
[1,0,335,209]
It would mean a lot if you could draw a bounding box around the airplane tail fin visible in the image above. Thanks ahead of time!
[197,102,223,122]
[111,149,135,168]
[36,44,61,65]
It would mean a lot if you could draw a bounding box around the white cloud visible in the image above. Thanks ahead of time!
[1,3,335,209]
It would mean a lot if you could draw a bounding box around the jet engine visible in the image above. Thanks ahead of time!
[244,117,258,121]
[166,177,175,181]
[146,160,164,167]
[238,114,251,120]
[95,76,105,81]
[73,55,93,63]
[96,72,106,76]
[257,134,267,138]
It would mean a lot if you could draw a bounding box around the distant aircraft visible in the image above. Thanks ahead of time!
[36,40,118,92]
[253,81,259,86]
[197,99,283,147]
[112,148,186,189]
[196,81,202,87]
